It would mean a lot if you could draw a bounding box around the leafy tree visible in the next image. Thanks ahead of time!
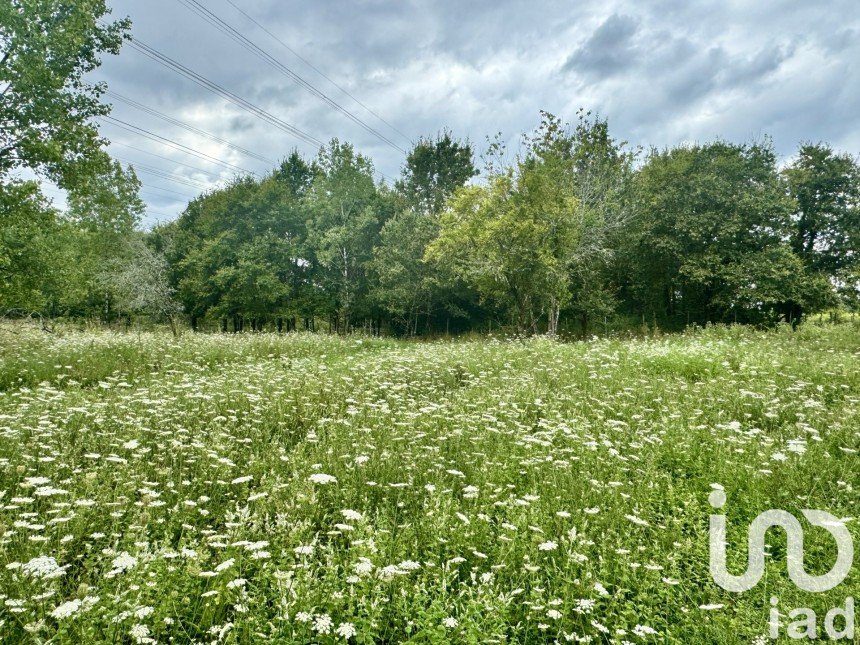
[783,144,860,275]
[369,209,438,334]
[626,140,830,326]
[397,131,477,215]
[427,172,569,335]
[0,180,58,311]
[305,140,381,333]
[429,113,631,335]
[106,236,183,335]
[370,134,477,334]
[62,160,145,318]
[782,143,860,315]
[0,0,129,188]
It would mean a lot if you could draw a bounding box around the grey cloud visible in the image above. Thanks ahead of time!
[85,0,860,227]
[563,14,639,78]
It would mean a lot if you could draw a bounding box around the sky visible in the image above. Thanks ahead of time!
[82,0,860,227]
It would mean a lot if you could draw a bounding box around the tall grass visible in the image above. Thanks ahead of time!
[0,323,857,643]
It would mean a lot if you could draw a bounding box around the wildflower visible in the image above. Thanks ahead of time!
[215,558,235,572]
[313,613,333,634]
[335,622,357,639]
[442,617,458,628]
[22,556,65,580]
[573,599,595,614]
[106,552,138,577]
[51,599,82,619]
[231,475,253,485]
[129,623,154,644]
[309,473,338,485]
[33,486,67,497]
[538,541,558,551]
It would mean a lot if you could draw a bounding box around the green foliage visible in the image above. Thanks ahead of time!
[783,143,860,275]
[624,140,831,326]
[0,0,129,188]
[0,181,59,311]
[397,131,477,215]
[305,140,381,331]
[428,112,631,335]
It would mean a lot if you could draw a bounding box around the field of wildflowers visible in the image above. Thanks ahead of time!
[0,323,857,643]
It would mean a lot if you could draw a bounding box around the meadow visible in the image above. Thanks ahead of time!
[0,323,858,644]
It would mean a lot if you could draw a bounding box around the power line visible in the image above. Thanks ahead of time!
[141,185,201,200]
[126,36,323,148]
[109,140,231,180]
[114,157,217,191]
[98,115,257,176]
[106,90,277,166]
[176,0,406,154]
[223,0,411,145]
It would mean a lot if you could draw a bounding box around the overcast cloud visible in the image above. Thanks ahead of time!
[87,0,860,226]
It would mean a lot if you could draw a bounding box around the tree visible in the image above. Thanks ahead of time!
[0,180,58,311]
[625,140,831,326]
[369,133,477,334]
[782,144,860,316]
[106,237,183,335]
[783,144,860,274]
[62,160,145,319]
[0,0,129,188]
[305,140,381,333]
[428,112,631,336]
[397,131,477,215]
[427,171,572,335]
[369,209,438,334]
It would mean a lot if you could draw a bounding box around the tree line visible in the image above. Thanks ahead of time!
[2,2,858,336]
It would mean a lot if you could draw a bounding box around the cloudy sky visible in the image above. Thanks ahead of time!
[87,0,860,226]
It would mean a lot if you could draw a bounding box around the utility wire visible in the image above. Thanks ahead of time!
[223,0,411,145]
[126,37,322,148]
[109,141,231,180]
[98,115,256,176]
[114,157,217,191]
[141,184,201,200]
[176,0,406,154]
[106,90,277,166]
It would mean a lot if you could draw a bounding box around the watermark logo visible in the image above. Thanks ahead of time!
[708,489,853,593]
[708,489,855,640]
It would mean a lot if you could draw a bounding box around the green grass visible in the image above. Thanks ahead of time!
[0,323,858,643]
